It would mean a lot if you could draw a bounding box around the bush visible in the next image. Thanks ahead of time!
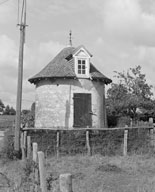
[1,130,22,160]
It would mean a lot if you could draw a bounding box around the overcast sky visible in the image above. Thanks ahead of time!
[0,0,155,109]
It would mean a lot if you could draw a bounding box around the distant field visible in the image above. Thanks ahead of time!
[1,154,155,192]
[0,115,15,130]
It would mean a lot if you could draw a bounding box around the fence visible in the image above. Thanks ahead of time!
[23,142,73,192]
[20,125,155,192]
[23,125,155,158]
[0,123,155,192]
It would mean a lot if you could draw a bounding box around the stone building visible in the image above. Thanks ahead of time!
[28,45,112,128]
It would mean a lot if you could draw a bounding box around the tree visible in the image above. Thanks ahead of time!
[114,65,153,99]
[9,107,16,115]
[21,102,35,128]
[3,105,11,115]
[0,99,5,113]
[106,66,154,120]
[3,105,16,115]
[106,83,129,115]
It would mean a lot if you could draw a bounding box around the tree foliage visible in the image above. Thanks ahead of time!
[3,105,16,115]
[21,102,35,128]
[0,99,5,112]
[106,66,154,120]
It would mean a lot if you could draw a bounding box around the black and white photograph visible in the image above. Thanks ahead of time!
[0,0,155,191]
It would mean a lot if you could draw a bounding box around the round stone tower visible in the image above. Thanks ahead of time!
[29,45,112,129]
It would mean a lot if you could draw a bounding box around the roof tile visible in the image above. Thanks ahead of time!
[28,46,112,84]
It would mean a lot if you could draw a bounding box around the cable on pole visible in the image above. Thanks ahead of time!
[17,0,20,25]
[20,0,24,25]
[0,0,11,6]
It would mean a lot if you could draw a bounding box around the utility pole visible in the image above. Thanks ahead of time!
[14,0,27,151]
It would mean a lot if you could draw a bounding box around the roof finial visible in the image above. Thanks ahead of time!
[69,30,72,47]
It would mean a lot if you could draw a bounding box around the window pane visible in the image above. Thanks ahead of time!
[82,60,85,64]
[78,70,81,74]
[78,60,81,64]
[78,65,81,69]
[82,70,85,74]
[82,65,85,69]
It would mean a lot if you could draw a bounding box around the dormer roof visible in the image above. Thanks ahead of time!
[28,46,112,85]
[73,45,93,57]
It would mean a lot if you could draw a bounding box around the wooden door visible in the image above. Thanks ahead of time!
[73,93,92,127]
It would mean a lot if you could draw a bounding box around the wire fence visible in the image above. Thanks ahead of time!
[25,126,153,158]
[0,124,155,192]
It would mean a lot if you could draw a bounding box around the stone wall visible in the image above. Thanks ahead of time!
[35,78,106,128]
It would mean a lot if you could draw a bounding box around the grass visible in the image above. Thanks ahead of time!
[1,154,155,191]
[44,154,155,192]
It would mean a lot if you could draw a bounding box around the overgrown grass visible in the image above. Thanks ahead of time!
[46,154,155,192]
[1,154,155,191]
[0,127,153,191]
[28,128,152,157]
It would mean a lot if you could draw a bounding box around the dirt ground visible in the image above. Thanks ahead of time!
[1,154,155,192]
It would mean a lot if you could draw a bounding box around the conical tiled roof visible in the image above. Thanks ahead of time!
[28,46,112,84]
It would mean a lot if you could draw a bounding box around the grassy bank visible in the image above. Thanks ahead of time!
[46,154,155,192]
[1,154,155,191]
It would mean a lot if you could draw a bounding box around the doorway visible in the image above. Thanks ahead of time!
[73,93,92,127]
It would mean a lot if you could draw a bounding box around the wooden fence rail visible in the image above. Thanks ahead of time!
[19,120,154,191]
[22,125,155,159]
[22,126,154,192]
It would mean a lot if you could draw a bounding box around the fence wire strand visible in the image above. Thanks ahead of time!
[27,127,153,158]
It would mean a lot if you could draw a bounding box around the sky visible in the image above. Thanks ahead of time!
[0,0,155,109]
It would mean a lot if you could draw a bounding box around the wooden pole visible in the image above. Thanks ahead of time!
[150,128,154,146]
[14,23,26,151]
[123,129,128,156]
[27,136,31,159]
[59,173,72,192]
[33,143,38,162]
[149,117,153,126]
[38,151,47,192]
[56,131,60,158]
[130,118,133,127]
[86,130,91,156]
[33,143,38,192]
[23,131,27,149]
[21,132,25,160]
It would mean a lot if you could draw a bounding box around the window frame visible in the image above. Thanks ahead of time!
[77,59,86,75]
[73,47,91,78]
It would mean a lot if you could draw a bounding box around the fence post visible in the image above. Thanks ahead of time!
[24,131,27,149]
[56,131,60,158]
[86,130,91,156]
[33,143,38,162]
[38,151,47,192]
[59,173,72,192]
[123,128,128,156]
[150,128,155,147]
[33,143,38,192]
[130,118,133,127]
[149,117,153,126]
[27,136,31,159]
[21,132,25,160]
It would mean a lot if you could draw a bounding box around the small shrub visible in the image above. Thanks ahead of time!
[46,173,59,191]
[1,133,22,160]
[95,163,122,173]
[22,159,35,177]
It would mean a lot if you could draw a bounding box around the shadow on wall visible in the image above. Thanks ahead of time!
[65,100,70,127]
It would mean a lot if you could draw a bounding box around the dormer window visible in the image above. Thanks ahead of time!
[78,59,86,74]
[73,45,92,78]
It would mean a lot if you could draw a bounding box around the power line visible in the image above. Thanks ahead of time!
[0,0,11,6]
[20,0,24,24]
[17,0,19,24]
